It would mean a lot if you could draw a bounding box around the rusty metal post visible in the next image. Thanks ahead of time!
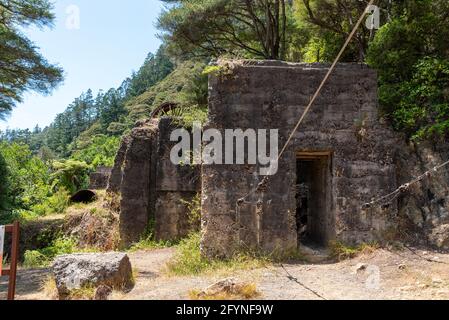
[8,221,20,300]
[1,221,20,300]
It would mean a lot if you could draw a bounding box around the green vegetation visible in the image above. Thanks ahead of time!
[329,241,379,261]
[0,141,57,223]
[367,0,449,140]
[128,236,175,252]
[0,0,64,118]
[23,236,78,268]
[180,193,202,231]
[51,160,91,194]
[23,233,105,268]
[29,188,70,217]
[128,218,176,252]
[166,233,277,276]
[189,283,261,300]
[1,1,449,265]
[126,60,208,122]
[71,135,120,168]
[158,0,291,60]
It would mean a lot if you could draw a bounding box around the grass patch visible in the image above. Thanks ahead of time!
[23,236,78,268]
[41,275,58,299]
[329,241,379,261]
[67,285,97,300]
[189,283,261,300]
[165,233,301,276]
[23,236,101,268]
[128,225,177,252]
[128,237,175,252]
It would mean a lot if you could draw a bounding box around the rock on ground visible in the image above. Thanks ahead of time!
[52,252,133,300]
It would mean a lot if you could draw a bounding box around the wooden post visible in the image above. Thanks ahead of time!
[1,221,20,301]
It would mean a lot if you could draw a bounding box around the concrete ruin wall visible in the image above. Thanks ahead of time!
[201,61,400,257]
[155,120,201,241]
[89,166,112,190]
[108,60,449,254]
[107,118,200,247]
[396,141,449,248]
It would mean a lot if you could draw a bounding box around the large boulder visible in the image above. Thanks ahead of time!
[52,252,133,300]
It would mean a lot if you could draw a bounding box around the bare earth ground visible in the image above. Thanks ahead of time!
[2,247,449,300]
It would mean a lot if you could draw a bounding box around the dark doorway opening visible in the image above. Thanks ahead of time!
[296,152,333,247]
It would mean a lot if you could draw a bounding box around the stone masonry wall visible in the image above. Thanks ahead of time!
[202,61,399,258]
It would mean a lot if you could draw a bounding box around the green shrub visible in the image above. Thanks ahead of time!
[162,105,208,128]
[0,142,52,223]
[51,160,91,194]
[366,2,449,141]
[71,135,121,168]
[166,233,209,275]
[23,250,51,268]
[47,188,70,214]
[129,220,176,252]
[329,241,379,261]
[23,236,77,268]
[21,188,70,217]
[180,193,202,231]
[41,236,77,257]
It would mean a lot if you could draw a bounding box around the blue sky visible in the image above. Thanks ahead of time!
[0,0,164,130]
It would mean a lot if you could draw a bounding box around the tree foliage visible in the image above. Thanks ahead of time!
[51,159,91,195]
[126,60,208,124]
[0,0,63,118]
[158,0,292,60]
[367,0,449,139]
[0,141,51,222]
[1,46,175,158]
[127,46,174,97]
[293,0,397,62]
[71,135,121,168]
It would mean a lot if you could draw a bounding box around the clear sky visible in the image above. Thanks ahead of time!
[0,0,164,130]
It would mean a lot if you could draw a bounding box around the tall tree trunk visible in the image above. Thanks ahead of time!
[280,0,287,60]
[265,0,274,59]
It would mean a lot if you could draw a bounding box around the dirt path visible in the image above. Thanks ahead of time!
[2,247,449,300]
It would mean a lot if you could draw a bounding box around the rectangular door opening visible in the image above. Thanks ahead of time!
[296,152,333,248]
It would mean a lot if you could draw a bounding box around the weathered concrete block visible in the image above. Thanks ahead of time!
[112,118,201,247]
[89,166,112,190]
[107,136,130,194]
[119,120,158,247]
[202,61,398,257]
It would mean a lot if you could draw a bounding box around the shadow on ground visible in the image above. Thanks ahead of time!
[0,268,49,300]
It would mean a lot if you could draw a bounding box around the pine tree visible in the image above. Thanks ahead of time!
[0,0,63,118]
